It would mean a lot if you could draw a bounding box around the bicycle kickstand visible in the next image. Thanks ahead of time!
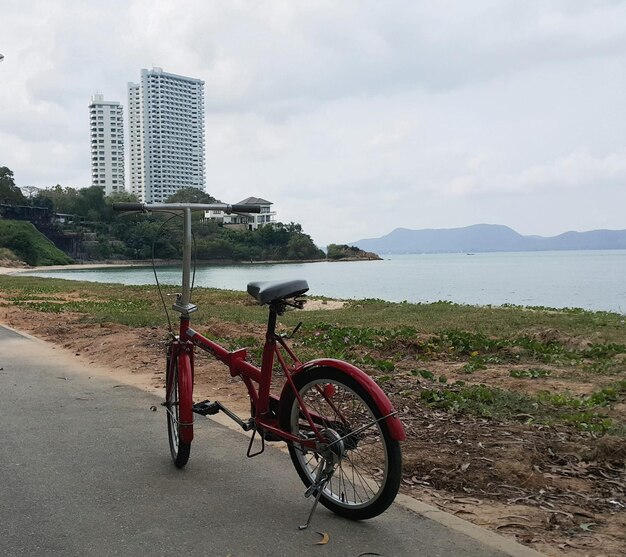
[298,459,336,530]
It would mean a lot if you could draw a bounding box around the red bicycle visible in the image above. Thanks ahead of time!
[114,202,405,528]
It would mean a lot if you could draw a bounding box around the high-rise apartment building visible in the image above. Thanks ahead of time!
[89,94,125,195]
[127,67,205,203]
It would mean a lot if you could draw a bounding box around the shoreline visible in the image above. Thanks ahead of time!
[0,256,383,276]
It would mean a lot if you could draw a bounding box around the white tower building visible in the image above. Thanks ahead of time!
[89,94,125,195]
[127,67,205,203]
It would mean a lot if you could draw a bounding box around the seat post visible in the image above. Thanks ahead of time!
[257,306,280,416]
[266,305,279,338]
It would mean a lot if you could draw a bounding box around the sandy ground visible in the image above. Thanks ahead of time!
[0,267,624,557]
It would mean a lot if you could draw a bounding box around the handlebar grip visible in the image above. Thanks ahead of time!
[112,202,145,212]
[229,204,261,214]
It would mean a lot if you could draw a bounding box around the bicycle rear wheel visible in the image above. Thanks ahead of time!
[165,351,193,468]
[280,367,402,520]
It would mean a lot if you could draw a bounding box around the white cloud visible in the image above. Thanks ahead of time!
[1,1,626,244]
[445,150,626,198]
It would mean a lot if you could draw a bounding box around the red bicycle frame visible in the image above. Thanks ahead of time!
[184,321,328,449]
[183,315,406,446]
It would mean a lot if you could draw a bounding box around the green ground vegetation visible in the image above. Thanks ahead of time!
[0,221,73,266]
[1,275,624,435]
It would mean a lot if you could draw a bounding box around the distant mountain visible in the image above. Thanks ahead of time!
[352,224,626,254]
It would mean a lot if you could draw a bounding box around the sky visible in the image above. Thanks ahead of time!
[1,1,625,247]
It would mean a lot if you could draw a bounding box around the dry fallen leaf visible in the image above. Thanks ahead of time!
[498,515,531,522]
[540,507,573,518]
[315,532,330,545]
[496,523,529,530]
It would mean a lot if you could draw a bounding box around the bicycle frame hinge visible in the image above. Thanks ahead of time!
[172,301,198,316]
[228,348,247,366]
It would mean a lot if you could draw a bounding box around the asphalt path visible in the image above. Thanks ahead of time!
[0,325,533,557]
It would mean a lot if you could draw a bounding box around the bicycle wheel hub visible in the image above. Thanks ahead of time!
[320,428,345,463]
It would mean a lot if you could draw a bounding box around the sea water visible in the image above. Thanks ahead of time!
[21,250,626,314]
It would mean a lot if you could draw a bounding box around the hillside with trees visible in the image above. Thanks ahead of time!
[0,220,72,266]
[326,244,381,260]
[0,166,327,264]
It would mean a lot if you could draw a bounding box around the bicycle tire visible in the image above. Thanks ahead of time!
[165,351,193,468]
[279,366,402,520]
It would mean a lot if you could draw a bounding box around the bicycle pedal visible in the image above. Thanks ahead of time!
[192,400,220,416]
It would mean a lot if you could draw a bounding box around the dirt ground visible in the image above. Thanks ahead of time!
[0,301,624,557]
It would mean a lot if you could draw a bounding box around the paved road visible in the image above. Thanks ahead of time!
[0,326,537,557]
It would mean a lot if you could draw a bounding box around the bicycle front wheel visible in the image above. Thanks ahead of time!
[165,351,193,468]
[280,367,402,520]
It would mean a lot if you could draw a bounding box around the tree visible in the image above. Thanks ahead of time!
[31,195,54,211]
[286,233,325,260]
[284,222,302,233]
[165,187,217,204]
[0,166,26,205]
[74,186,107,221]
[35,185,79,214]
[106,191,139,204]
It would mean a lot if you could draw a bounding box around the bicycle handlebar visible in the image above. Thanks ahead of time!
[112,202,261,214]
[230,204,262,214]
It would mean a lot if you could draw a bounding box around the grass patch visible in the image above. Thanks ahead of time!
[419,382,626,434]
[537,381,626,408]
[1,274,625,338]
